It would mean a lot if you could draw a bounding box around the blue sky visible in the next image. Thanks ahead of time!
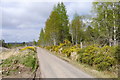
[1,1,92,42]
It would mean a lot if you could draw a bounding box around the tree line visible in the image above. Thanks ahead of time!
[38,2,119,47]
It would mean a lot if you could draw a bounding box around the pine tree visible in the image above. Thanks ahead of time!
[44,7,61,45]
[55,2,70,43]
[42,2,70,46]
[38,28,45,46]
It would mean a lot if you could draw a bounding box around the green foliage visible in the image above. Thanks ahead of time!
[2,50,38,71]
[60,44,81,57]
[70,13,84,44]
[46,42,118,71]
[45,46,52,50]
[77,45,117,71]
[61,46,77,57]
[92,2,119,46]
[62,49,71,57]
[38,28,45,46]
[22,53,36,69]
[64,39,71,45]
[0,40,26,48]
[97,62,111,71]
[39,2,119,72]
[100,46,114,54]
[38,2,70,46]
[80,45,99,66]
[113,46,120,62]
[2,57,14,67]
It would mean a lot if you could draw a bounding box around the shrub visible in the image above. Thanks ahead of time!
[51,45,58,51]
[113,46,120,62]
[94,53,116,71]
[45,46,52,50]
[77,44,117,71]
[97,62,111,71]
[84,45,99,54]
[100,45,115,56]
[20,46,36,52]
[45,43,117,71]
[62,49,71,57]
[61,45,81,57]
[64,39,71,45]
[77,47,86,62]
[93,54,104,65]
[81,52,96,66]
[80,45,99,66]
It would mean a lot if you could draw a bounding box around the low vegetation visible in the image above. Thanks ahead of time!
[1,46,38,78]
[38,2,119,78]
[45,40,119,78]
[20,46,37,53]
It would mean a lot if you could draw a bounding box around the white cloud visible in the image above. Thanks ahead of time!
[2,29,40,42]
[2,2,55,29]
[66,2,92,20]
[1,0,94,2]
[1,1,92,42]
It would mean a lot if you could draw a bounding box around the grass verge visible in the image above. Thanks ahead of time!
[48,50,118,78]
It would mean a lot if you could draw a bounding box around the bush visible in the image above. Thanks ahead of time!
[95,54,116,71]
[62,49,71,57]
[77,45,117,71]
[45,43,117,71]
[20,46,36,52]
[79,45,99,66]
[84,45,99,53]
[61,45,81,57]
[45,46,52,50]
[93,53,104,65]
[97,62,111,71]
[114,46,120,62]
[64,39,71,45]
[81,52,96,66]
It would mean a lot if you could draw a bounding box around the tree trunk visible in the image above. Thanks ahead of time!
[113,22,116,46]
[53,38,56,46]
[113,3,117,46]
[72,34,74,44]
[76,35,78,45]
[109,38,112,47]
[80,42,83,48]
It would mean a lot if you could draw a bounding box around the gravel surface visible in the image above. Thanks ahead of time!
[37,48,93,78]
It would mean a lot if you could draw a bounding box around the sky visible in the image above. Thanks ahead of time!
[1,0,93,43]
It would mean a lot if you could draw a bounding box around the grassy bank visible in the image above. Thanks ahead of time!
[44,40,119,78]
[50,51,118,78]
[1,46,39,78]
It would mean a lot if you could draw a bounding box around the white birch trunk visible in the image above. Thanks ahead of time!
[76,35,77,45]
[80,42,83,48]
[113,3,117,46]
[53,38,56,46]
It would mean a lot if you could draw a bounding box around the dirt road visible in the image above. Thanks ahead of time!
[37,48,93,78]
